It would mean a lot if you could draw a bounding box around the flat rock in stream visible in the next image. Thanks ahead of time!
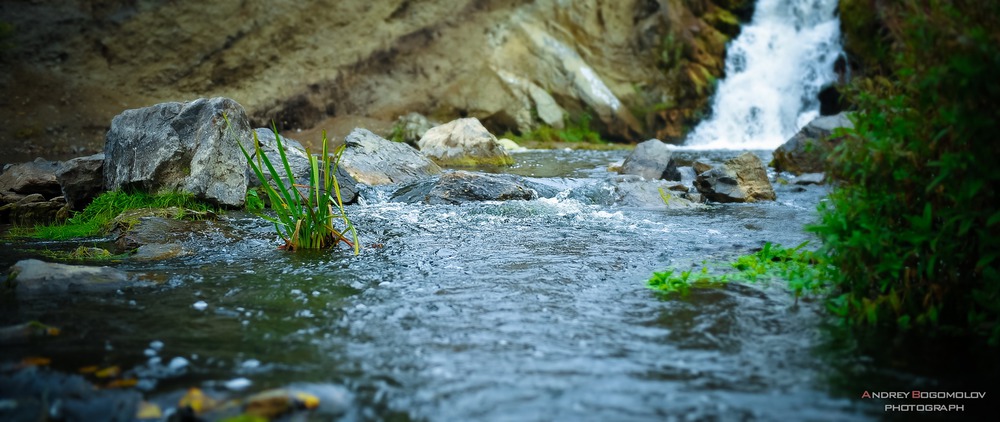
[391,171,542,205]
[339,128,442,185]
[5,259,133,295]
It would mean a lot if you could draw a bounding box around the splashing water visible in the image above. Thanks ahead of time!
[684,0,843,150]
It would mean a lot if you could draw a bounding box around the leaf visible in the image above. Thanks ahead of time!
[95,365,121,379]
[136,401,163,420]
[179,387,218,415]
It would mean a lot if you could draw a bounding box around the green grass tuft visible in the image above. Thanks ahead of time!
[229,118,359,253]
[10,191,214,240]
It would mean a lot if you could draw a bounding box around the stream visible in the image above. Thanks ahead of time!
[1,149,925,421]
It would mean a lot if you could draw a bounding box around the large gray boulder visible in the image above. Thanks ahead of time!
[340,128,442,186]
[417,118,514,167]
[0,158,62,198]
[391,171,538,205]
[103,97,253,207]
[56,153,105,211]
[619,139,681,181]
[695,152,776,203]
[771,112,853,174]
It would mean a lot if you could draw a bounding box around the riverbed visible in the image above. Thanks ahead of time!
[2,149,979,420]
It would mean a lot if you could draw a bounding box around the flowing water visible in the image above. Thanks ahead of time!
[685,0,843,150]
[2,149,931,421]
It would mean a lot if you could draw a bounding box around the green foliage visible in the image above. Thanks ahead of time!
[231,120,359,253]
[388,122,406,143]
[813,2,1000,343]
[649,242,827,302]
[505,114,603,145]
[11,191,213,240]
[0,21,13,51]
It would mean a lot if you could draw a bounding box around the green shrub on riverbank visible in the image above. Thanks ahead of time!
[11,191,214,240]
[814,2,1000,343]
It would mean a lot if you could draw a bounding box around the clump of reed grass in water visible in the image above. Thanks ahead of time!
[229,118,358,253]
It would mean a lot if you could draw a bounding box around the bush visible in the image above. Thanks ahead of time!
[813,1,1000,343]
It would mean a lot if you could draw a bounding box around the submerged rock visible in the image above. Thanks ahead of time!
[771,112,853,174]
[5,259,132,295]
[0,367,142,421]
[103,97,253,207]
[56,153,105,211]
[391,171,539,205]
[619,139,681,181]
[110,208,215,252]
[417,118,514,167]
[695,152,776,203]
[339,128,442,186]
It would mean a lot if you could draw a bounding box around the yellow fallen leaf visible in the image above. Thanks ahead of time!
[79,365,100,374]
[244,389,320,418]
[292,392,320,410]
[179,387,217,414]
[95,365,121,379]
[21,357,51,366]
[135,401,162,420]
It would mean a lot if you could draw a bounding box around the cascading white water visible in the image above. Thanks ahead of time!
[683,0,843,150]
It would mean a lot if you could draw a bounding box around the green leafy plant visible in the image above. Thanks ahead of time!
[10,191,214,240]
[648,242,827,303]
[812,2,1000,343]
[230,119,358,253]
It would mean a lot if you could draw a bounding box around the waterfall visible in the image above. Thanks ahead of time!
[683,0,843,150]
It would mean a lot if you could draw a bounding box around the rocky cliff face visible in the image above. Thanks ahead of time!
[0,0,751,162]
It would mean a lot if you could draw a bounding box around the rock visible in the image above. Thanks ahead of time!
[794,172,826,185]
[245,128,360,204]
[695,152,776,203]
[0,366,142,422]
[247,128,311,189]
[103,97,253,207]
[2,0,750,157]
[0,158,62,198]
[496,138,527,152]
[0,194,68,226]
[417,118,514,167]
[771,112,853,174]
[56,153,105,211]
[612,179,701,208]
[339,128,442,186]
[110,208,215,252]
[619,139,681,181]
[5,259,132,295]
[391,171,539,205]
[693,161,713,175]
